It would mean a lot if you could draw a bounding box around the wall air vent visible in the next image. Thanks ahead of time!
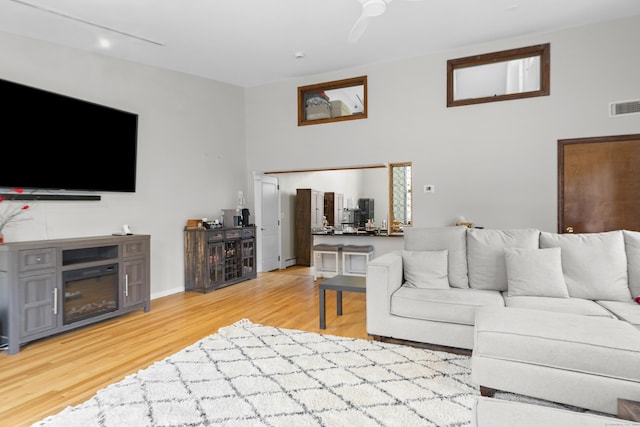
[609,99,640,117]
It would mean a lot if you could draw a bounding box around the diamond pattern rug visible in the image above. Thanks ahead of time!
[33,319,480,426]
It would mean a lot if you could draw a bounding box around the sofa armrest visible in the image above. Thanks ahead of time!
[366,251,403,334]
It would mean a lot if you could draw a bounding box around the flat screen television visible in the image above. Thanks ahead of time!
[0,78,138,192]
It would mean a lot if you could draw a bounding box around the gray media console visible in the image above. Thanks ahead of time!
[0,234,151,355]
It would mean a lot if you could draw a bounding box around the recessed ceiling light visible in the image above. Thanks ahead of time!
[98,37,111,48]
[294,52,305,59]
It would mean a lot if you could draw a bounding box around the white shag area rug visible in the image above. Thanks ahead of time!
[31,319,603,427]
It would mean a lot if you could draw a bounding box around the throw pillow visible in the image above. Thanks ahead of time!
[540,230,631,302]
[624,230,640,299]
[403,226,469,288]
[402,250,449,289]
[505,247,569,298]
[466,228,541,291]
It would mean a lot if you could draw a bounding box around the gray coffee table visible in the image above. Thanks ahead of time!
[318,275,366,329]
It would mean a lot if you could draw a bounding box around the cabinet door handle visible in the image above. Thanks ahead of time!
[124,274,129,297]
[53,288,58,315]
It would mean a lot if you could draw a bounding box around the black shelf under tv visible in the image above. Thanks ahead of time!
[0,193,101,201]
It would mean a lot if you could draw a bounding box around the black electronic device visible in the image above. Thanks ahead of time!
[357,198,375,228]
[0,78,138,192]
[241,208,251,226]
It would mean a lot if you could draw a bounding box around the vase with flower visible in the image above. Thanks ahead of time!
[0,189,30,243]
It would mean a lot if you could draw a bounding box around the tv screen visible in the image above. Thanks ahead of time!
[0,78,138,192]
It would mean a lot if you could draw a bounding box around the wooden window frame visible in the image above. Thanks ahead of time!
[298,76,367,126]
[447,43,550,107]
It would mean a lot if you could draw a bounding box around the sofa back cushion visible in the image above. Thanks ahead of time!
[539,230,631,302]
[467,228,540,291]
[623,230,640,298]
[403,226,469,288]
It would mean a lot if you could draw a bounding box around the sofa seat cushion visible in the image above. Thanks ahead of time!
[503,295,616,318]
[597,300,640,329]
[474,307,640,382]
[391,287,504,326]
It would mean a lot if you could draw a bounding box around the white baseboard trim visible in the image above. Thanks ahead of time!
[283,258,297,268]
[151,286,184,300]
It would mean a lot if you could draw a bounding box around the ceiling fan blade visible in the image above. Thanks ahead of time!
[348,14,371,43]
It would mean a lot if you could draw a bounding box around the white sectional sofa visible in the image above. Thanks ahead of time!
[366,226,640,350]
[472,305,640,414]
[367,225,640,417]
[472,397,640,427]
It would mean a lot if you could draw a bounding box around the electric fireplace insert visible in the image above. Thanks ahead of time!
[62,264,118,324]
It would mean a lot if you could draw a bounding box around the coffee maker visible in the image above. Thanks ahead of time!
[241,208,251,226]
[222,209,241,227]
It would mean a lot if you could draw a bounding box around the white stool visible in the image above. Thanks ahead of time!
[313,244,343,280]
[341,245,374,277]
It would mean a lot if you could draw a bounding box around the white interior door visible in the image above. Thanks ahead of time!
[253,173,281,272]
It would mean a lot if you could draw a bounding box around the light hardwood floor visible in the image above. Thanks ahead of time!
[0,266,368,427]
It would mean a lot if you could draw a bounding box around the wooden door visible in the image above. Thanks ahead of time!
[295,189,312,266]
[558,134,640,233]
[324,192,336,226]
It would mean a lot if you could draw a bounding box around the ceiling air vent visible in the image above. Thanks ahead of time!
[609,99,640,117]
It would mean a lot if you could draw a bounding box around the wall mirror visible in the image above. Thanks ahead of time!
[298,76,367,126]
[447,43,550,107]
[388,162,412,234]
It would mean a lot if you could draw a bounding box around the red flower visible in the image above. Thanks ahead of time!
[0,189,31,233]
[636,296,640,305]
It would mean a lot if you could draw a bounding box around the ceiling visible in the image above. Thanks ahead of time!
[1,0,639,88]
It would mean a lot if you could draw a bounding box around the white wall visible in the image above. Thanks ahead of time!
[0,31,247,298]
[1,16,638,299]
[246,16,640,233]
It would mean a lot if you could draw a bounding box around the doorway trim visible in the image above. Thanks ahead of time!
[252,172,282,272]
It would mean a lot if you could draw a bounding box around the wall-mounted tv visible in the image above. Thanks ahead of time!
[0,78,138,193]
